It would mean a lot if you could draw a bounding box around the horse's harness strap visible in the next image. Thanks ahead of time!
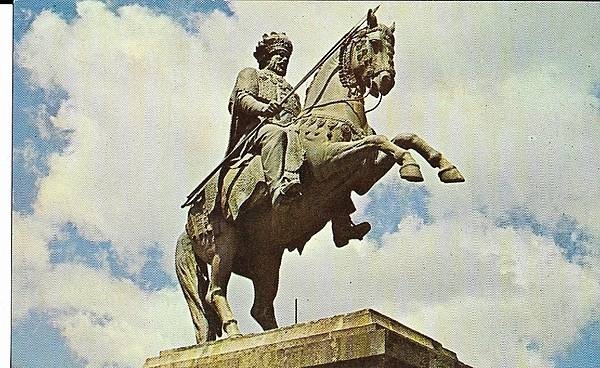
[298,113,371,140]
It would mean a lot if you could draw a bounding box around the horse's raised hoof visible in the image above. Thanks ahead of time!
[438,166,465,183]
[400,163,424,182]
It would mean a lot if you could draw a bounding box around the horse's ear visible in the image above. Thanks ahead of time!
[367,9,377,28]
[390,22,395,33]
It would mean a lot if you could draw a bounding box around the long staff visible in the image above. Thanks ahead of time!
[182,6,380,208]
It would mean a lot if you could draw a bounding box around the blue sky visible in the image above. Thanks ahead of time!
[11,2,600,368]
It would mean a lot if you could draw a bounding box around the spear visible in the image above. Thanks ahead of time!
[182,6,380,208]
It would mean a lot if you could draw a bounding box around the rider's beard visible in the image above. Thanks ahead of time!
[266,59,288,77]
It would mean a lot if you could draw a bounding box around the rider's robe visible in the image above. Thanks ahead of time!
[187,68,305,242]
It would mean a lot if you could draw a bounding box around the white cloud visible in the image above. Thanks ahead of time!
[17,1,237,274]
[12,212,193,367]
[13,2,600,368]
[270,215,600,368]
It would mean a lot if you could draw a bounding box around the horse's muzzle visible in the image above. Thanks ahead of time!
[378,71,395,96]
[370,71,395,97]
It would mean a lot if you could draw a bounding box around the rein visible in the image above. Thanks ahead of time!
[301,25,391,118]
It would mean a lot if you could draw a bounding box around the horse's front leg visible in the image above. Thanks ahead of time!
[314,135,424,183]
[392,133,465,183]
[361,135,424,182]
[205,223,242,338]
[353,150,395,195]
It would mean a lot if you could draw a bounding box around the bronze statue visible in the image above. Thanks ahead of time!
[176,9,464,343]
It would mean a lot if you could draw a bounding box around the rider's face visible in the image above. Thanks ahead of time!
[266,51,290,76]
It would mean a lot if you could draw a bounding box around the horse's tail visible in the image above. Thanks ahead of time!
[175,232,221,343]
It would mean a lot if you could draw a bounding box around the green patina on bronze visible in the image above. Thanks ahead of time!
[176,9,465,343]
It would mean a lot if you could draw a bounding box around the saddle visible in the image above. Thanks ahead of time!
[186,153,268,243]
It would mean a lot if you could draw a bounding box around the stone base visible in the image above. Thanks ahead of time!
[144,309,472,367]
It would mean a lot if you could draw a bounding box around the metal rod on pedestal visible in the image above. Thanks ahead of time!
[295,298,298,324]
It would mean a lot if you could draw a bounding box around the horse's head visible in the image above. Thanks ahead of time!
[340,9,396,98]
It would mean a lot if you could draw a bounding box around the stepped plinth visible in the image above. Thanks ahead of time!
[144,309,472,368]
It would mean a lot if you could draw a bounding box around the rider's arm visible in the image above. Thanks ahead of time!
[238,92,270,116]
[231,68,280,117]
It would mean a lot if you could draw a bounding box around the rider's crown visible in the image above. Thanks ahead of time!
[254,32,293,66]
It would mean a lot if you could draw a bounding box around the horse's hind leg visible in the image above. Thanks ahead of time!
[197,261,222,340]
[392,133,464,183]
[250,251,283,331]
[175,232,216,343]
[205,223,242,338]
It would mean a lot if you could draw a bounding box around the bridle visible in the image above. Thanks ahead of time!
[301,25,394,117]
[339,25,396,99]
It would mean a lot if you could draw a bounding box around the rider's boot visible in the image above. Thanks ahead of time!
[332,216,371,248]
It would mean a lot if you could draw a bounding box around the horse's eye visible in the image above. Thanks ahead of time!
[369,38,382,52]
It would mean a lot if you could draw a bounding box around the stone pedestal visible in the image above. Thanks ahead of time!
[144,309,472,368]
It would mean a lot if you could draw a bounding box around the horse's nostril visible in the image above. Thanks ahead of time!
[380,74,395,93]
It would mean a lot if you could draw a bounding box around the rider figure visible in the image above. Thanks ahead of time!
[228,32,370,247]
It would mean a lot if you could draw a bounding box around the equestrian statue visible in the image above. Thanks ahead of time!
[175,8,464,343]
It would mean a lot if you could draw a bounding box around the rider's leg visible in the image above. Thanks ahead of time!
[255,124,302,206]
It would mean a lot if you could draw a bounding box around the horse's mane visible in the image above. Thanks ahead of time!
[303,50,341,107]
[304,65,324,102]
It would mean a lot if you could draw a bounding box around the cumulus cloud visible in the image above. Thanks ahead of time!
[13,212,193,367]
[366,3,600,237]
[13,1,600,368]
[17,1,236,274]
[271,215,600,368]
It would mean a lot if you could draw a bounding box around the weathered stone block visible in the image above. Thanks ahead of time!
[144,309,473,368]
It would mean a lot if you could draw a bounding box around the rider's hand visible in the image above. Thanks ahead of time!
[262,101,283,117]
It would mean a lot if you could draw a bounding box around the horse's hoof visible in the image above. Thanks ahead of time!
[438,166,465,183]
[400,163,424,182]
[223,320,242,337]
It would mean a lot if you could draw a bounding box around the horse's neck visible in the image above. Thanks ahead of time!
[304,53,368,128]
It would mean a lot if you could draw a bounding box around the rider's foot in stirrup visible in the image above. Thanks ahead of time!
[272,179,302,208]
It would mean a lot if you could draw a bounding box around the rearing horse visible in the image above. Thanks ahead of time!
[176,10,464,343]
